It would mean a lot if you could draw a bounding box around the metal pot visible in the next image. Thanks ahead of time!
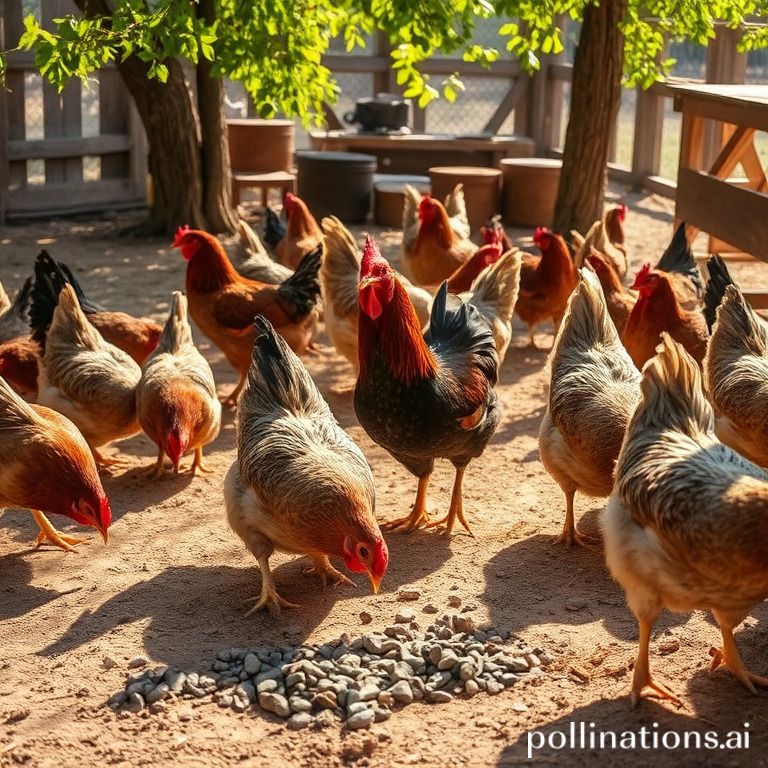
[343,94,410,132]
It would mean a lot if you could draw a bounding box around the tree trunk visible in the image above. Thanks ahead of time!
[118,56,206,234]
[196,0,238,234]
[553,0,626,235]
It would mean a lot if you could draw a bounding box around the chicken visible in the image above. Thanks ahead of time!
[136,292,221,477]
[224,315,388,616]
[515,227,578,348]
[402,183,471,251]
[263,206,287,252]
[704,274,768,467]
[0,375,111,551]
[30,251,162,365]
[400,193,476,286]
[31,284,141,466]
[0,336,40,400]
[271,193,323,270]
[703,253,736,333]
[174,227,321,406]
[621,264,709,370]
[443,241,503,295]
[480,214,514,254]
[459,249,522,367]
[320,216,432,375]
[355,236,501,535]
[539,268,640,546]
[0,277,32,343]
[603,333,768,707]
[572,204,628,279]
[586,247,636,336]
[654,222,703,310]
[232,219,293,284]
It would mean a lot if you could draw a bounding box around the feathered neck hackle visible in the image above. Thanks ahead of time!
[284,193,318,237]
[416,196,454,249]
[587,248,624,295]
[176,228,242,293]
[357,236,437,386]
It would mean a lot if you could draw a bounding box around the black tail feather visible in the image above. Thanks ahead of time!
[264,206,286,250]
[11,276,32,319]
[277,244,322,319]
[655,222,703,298]
[704,254,735,332]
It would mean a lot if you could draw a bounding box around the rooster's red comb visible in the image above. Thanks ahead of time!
[631,263,653,290]
[481,226,500,246]
[361,235,388,278]
[617,204,627,221]
[172,225,190,248]
[533,226,551,245]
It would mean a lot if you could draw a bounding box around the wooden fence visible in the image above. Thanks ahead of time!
[0,0,147,222]
[0,13,756,221]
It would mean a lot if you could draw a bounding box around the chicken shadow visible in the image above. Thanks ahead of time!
[495,685,765,767]
[0,551,76,620]
[483,532,687,643]
[38,532,452,668]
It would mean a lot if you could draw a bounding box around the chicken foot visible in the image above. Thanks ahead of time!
[382,474,432,532]
[245,554,301,618]
[31,510,86,552]
[426,466,474,536]
[630,615,682,708]
[142,447,168,478]
[554,488,594,547]
[303,555,355,589]
[221,372,247,408]
[709,614,768,694]
[92,447,126,470]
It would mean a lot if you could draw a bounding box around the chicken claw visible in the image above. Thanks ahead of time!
[424,466,474,536]
[630,617,683,708]
[382,475,432,533]
[554,526,595,548]
[190,447,213,476]
[93,448,126,470]
[709,629,768,693]
[303,556,355,589]
[245,554,300,618]
[31,510,86,552]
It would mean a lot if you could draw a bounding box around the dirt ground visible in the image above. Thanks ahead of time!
[1,186,768,768]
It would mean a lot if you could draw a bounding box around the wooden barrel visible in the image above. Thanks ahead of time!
[499,158,562,227]
[373,175,430,228]
[226,119,294,173]
[297,151,377,223]
[429,166,502,233]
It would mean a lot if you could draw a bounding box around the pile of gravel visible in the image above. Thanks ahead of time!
[108,612,552,731]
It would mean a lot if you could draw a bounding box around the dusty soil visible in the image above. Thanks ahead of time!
[1,187,767,768]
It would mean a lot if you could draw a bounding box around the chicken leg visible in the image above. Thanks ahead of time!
[382,474,432,532]
[554,488,593,547]
[245,553,300,618]
[630,614,682,708]
[221,371,247,408]
[142,447,167,478]
[709,612,768,693]
[31,510,86,552]
[189,447,213,476]
[425,465,473,536]
[303,555,355,589]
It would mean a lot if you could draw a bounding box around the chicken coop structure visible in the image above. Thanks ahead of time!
[0,10,764,226]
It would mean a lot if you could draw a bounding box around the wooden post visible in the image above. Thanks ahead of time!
[631,84,664,186]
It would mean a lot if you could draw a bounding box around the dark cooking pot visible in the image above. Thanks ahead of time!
[344,95,410,132]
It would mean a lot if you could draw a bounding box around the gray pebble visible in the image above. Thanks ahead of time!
[464,679,480,696]
[373,706,392,722]
[388,680,413,704]
[362,635,384,655]
[232,697,249,713]
[125,692,144,712]
[243,653,261,676]
[427,690,453,703]
[395,609,415,624]
[501,673,519,687]
[127,656,149,669]
[258,692,290,718]
[347,701,370,715]
[165,670,186,693]
[236,681,256,702]
[287,712,313,730]
[107,691,126,709]
[146,682,169,704]
[311,691,337,710]
[437,652,458,671]
[218,694,233,708]
[212,660,229,672]
[347,708,375,730]
[486,681,504,695]
[506,657,530,673]
[177,706,195,722]
[289,697,312,713]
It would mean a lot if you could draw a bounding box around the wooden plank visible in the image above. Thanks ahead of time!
[676,168,768,261]
[5,178,137,213]
[7,134,132,160]
[99,69,130,179]
[672,89,768,133]
[641,175,677,198]
[548,63,573,81]
[707,125,754,178]
[632,86,664,179]
[483,75,529,134]
[678,113,704,170]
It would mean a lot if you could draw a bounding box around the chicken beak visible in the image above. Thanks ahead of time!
[367,572,382,595]
[359,276,380,291]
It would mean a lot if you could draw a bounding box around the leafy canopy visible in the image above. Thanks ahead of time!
[4,0,768,124]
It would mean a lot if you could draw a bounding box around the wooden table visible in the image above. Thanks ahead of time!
[308,131,534,176]
[672,84,768,297]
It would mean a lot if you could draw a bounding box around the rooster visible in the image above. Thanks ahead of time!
[622,265,708,370]
[355,236,501,535]
[604,334,768,707]
[400,193,476,286]
[31,284,141,466]
[173,226,321,406]
[225,316,388,616]
[539,268,640,546]
[0,278,32,343]
[515,227,578,348]
[704,261,768,467]
[30,251,162,365]
[654,222,703,309]
[0,375,111,551]
[136,292,221,477]
[232,219,293,285]
[403,183,471,249]
[320,216,432,375]
[572,204,628,279]
[269,193,323,270]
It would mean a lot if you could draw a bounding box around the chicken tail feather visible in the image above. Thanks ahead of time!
[264,206,287,250]
[712,284,768,358]
[277,245,322,318]
[638,333,712,437]
[655,222,703,298]
[11,276,32,321]
[467,249,522,328]
[704,254,735,332]
[156,291,194,355]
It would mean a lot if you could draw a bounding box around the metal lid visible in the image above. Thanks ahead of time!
[297,151,377,165]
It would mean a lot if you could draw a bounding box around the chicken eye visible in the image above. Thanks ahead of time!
[358,546,369,560]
